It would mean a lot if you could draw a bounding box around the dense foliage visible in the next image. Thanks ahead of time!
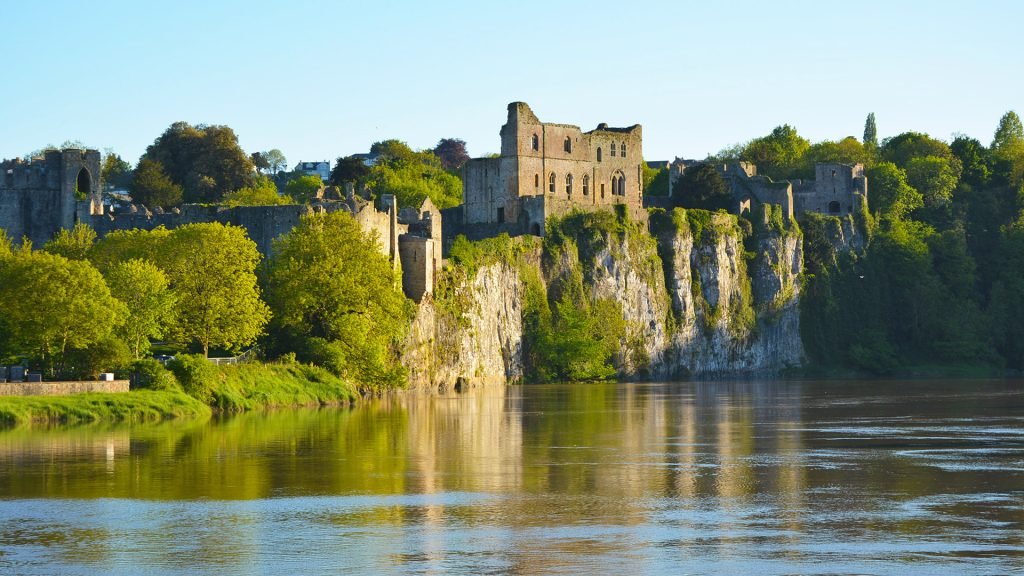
[797,111,1024,373]
[139,122,256,204]
[264,211,413,391]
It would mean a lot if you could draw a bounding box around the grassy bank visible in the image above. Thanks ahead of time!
[0,361,358,427]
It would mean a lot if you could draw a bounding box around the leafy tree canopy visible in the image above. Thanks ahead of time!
[265,211,412,389]
[140,122,256,204]
[105,259,177,358]
[222,175,293,207]
[283,174,323,204]
[432,138,470,172]
[674,163,731,211]
[131,158,184,208]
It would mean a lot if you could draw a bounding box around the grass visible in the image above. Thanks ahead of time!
[208,362,358,412]
[0,361,358,428]
[0,389,210,427]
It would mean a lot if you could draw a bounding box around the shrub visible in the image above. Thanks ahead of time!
[167,354,218,402]
[130,359,181,391]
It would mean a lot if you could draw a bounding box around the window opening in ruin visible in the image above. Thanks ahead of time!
[549,173,556,193]
[610,142,617,157]
[828,201,841,213]
[621,142,626,156]
[497,207,505,223]
[564,137,572,153]
[535,174,539,189]
[582,175,589,196]
[596,147,602,162]
[76,168,91,197]
[619,175,626,196]
[601,183,605,198]
[532,134,539,151]
[566,174,573,196]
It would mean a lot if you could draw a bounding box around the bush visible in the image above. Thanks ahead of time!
[130,359,181,391]
[62,335,133,380]
[167,354,218,402]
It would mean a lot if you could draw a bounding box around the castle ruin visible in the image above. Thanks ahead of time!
[0,149,104,246]
[457,102,646,238]
[1,152,440,303]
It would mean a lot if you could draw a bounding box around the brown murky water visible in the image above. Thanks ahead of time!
[0,379,1021,574]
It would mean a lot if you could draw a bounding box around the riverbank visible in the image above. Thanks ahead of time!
[0,362,358,427]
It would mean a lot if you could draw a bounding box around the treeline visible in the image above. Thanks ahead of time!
[713,111,1024,373]
[0,212,411,391]
[99,123,468,212]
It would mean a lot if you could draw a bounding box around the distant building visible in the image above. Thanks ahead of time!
[293,161,330,181]
[350,152,381,167]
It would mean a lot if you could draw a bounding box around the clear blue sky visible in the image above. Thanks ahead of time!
[1,0,1021,165]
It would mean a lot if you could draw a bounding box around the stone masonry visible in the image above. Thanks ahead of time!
[459,102,646,239]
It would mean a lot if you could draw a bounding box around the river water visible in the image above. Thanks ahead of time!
[0,379,1021,575]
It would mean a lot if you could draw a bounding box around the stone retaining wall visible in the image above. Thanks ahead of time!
[0,380,130,397]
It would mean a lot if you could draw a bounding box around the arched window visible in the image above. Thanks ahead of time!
[596,147,602,162]
[610,142,617,157]
[564,136,572,153]
[582,175,590,196]
[531,134,539,151]
[76,168,91,196]
[549,173,556,193]
[611,174,619,196]
[621,141,627,157]
[566,174,573,196]
[619,175,626,196]
[828,200,841,213]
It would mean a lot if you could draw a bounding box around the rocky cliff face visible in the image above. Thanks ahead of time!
[404,209,805,391]
[403,260,527,392]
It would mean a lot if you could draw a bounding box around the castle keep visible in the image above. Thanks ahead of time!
[459,102,645,237]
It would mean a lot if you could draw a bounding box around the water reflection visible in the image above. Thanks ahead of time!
[0,380,1022,574]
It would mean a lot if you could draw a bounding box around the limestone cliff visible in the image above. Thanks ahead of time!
[403,208,806,391]
[403,259,528,392]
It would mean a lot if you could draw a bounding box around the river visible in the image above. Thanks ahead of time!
[0,379,1021,575]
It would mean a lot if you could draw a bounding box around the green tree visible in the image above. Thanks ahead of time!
[88,227,172,272]
[991,111,1024,151]
[131,158,184,208]
[140,122,256,203]
[881,132,957,168]
[741,124,810,180]
[222,175,293,206]
[329,156,370,185]
[805,137,871,167]
[250,151,270,173]
[364,149,462,209]
[161,223,270,356]
[283,174,323,203]
[950,136,992,188]
[905,155,961,209]
[866,162,923,219]
[101,152,133,190]
[0,249,125,375]
[263,149,288,174]
[265,211,412,389]
[674,163,731,211]
[863,113,878,149]
[43,223,96,260]
[105,259,177,358]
